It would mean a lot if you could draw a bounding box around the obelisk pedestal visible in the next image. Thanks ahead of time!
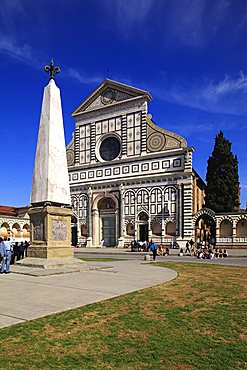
[28,205,73,259]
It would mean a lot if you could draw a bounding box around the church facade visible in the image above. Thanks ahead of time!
[66,79,205,248]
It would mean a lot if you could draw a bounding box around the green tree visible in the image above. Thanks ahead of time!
[205,131,240,212]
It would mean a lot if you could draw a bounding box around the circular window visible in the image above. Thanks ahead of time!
[101,89,115,105]
[99,136,121,161]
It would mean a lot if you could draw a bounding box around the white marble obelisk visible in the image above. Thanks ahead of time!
[17,62,86,270]
[31,78,71,206]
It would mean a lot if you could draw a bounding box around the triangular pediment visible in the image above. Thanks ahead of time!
[72,79,152,117]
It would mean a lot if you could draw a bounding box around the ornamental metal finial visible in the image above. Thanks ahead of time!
[44,58,60,80]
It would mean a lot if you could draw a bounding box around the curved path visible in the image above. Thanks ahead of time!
[0,260,177,329]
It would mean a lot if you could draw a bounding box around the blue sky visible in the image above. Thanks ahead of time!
[0,0,246,208]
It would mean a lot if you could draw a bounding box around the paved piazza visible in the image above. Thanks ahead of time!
[0,260,177,329]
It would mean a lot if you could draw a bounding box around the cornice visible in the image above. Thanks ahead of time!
[73,96,148,120]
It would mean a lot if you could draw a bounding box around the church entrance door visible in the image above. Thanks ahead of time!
[138,212,149,242]
[102,216,116,247]
[139,224,148,242]
[95,197,118,248]
[71,215,78,246]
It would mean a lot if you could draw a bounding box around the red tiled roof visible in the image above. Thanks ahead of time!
[239,209,247,213]
[0,205,28,217]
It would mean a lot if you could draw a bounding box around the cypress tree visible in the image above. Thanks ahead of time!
[205,131,240,212]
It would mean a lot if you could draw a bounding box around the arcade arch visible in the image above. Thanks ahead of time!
[126,222,135,237]
[0,222,10,238]
[12,223,21,238]
[22,224,30,239]
[151,221,162,236]
[166,221,176,236]
[236,219,247,237]
[219,219,232,237]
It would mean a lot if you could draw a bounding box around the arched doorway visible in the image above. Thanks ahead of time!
[71,215,78,246]
[97,197,117,247]
[195,213,216,245]
[138,212,148,242]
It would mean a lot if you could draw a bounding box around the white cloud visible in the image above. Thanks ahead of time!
[153,71,247,116]
[204,72,247,99]
[0,35,33,63]
[65,67,103,85]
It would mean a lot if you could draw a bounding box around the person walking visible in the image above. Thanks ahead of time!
[0,238,4,266]
[185,241,191,254]
[1,237,13,274]
[150,243,158,261]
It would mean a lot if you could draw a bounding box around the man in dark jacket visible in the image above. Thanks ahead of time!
[150,243,158,261]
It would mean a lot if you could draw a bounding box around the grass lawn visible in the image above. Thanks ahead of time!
[0,263,246,369]
[79,257,128,262]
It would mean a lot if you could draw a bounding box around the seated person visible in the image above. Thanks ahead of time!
[208,249,214,259]
[223,249,228,258]
[158,244,163,255]
[165,247,170,256]
[197,249,203,259]
[178,248,184,256]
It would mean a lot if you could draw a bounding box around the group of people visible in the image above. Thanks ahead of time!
[193,247,228,259]
[130,240,149,252]
[0,238,29,274]
[130,238,229,262]
[178,240,229,260]
[130,240,169,260]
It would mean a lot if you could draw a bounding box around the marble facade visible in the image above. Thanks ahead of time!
[66,79,206,248]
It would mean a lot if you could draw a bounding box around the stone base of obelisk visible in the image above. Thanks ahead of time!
[16,205,85,270]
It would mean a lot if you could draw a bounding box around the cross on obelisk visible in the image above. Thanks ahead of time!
[44,59,60,80]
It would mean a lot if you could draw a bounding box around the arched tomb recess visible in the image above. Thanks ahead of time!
[193,208,216,246]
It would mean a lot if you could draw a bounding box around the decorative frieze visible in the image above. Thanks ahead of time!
[69,154,185,184]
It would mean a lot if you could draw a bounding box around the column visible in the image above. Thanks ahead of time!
[176,185,180,238]
[87,187,93,247]
[118,184,125,247]
[161,218,165,244]
[92,208,99,247]
[232,219,237,246]
[148,219,152,242]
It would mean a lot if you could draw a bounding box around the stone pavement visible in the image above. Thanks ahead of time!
[0,260,177,329]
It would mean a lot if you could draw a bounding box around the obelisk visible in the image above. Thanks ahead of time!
[20,60,77,267]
